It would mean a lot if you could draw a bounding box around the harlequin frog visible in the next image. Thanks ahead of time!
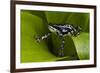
[36,23,81,57]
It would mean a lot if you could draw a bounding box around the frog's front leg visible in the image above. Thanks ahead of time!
[36,32,51,42]
[59,37,65,57]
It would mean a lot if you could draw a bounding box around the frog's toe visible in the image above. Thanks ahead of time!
[59,52,64,57]
[35,36,41,42]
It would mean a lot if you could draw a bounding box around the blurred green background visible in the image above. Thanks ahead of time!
[21,10,90,63]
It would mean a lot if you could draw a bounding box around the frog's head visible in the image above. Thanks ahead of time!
[74,26,81,36]
[48,25,57,32]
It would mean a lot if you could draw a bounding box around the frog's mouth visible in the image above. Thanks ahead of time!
[48,25,57,32]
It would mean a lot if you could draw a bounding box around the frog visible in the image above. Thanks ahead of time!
[36,23,81,57]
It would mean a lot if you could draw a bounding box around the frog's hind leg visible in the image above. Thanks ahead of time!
[59,37,65,57]
[36,32,51,42]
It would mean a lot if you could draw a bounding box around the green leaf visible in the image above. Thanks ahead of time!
[45,11,72,24]
[72,33,90,59]
[51,33,79,60]
[65,13,90,32]
[21,11,70,63]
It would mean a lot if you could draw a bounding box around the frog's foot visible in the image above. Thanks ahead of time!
[35,36,41,42]
[59,51,64,57]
